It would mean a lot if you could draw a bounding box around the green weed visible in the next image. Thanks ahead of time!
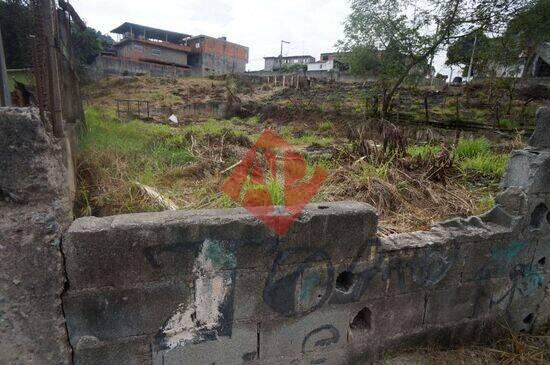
[460,153,508,178]
[455,137,491,159]
[407,144,442,160]
[319,120,333,132]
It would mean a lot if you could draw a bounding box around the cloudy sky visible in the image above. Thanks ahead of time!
[70,0,451,74]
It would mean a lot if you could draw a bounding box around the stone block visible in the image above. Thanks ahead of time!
[63,282,192,343]
[528,107,550,149]
[501,149,550,195]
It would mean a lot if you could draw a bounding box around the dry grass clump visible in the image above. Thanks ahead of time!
[376,325,550,365]
[323,161,486,235]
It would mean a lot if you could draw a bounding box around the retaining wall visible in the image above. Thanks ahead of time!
[61,108,550,364]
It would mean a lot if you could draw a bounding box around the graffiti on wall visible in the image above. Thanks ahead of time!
[264,238,458,316]
[147,239,237,351]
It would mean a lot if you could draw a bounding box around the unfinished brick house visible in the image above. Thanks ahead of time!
[90,22,249,78]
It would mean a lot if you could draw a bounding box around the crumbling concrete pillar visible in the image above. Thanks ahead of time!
[0,108,72,364]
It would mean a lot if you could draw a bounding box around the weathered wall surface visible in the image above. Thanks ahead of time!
[0,108,73,364]
[61,108,550,365]
[88,55,190,80]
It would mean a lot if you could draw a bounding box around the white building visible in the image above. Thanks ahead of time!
[307,59,336,71]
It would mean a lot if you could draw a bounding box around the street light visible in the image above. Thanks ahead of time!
[279,40,290,70]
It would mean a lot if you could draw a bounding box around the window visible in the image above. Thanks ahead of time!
[195,43,201,48]
[152,48,161,56]
[133,44,143,52]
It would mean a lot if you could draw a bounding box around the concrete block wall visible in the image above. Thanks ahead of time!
[61,108,550,364]
[88,55,190,81]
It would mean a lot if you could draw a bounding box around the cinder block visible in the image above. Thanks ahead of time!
[461,240,498,282]
[329,257,389,305]
[73,335,152,365]
[425,285,483,325]
[260,306,352,360]
[155,321,258,365]
[387,244,462,294]
[63,209,277,290]
[63,282,192,343]
[350,292,425,344]
[279,201,378,264]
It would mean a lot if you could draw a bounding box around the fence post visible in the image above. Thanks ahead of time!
[0,27,11,106]
[41,0,64,137]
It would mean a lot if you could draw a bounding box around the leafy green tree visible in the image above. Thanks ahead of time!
[0,0,34,69]
[446,30,490,76]
[505,0,550,77]
[73,27,113,67]
[279,63,307,73]
[340,0,529,117]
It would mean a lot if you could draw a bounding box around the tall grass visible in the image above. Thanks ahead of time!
[460,154,509,178]
[407,144,442,160]
[82,107,194,168]
[319,120,333,132]
[453,137,508,178]
[78,107,195,216]
[455,137,491,159]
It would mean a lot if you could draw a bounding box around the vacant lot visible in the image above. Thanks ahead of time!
[79,75,549,234]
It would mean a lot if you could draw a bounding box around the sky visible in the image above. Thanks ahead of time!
[70,0,452,74]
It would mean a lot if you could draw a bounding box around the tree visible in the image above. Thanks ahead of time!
[0,0,34,69]
[446,29,490,76]
[505,0,550,77]
[73,27,113,68]
[340,0,529,117]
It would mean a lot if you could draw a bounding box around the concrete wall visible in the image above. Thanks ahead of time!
[116,40,188,66]
[248,70,376,84]
[61,108,550,364]
[88,55,190,80]
[264,57,316,72]
[0,108,73,364]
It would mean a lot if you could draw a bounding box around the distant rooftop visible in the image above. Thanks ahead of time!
[264,55,314,60]
[111,22,191,43]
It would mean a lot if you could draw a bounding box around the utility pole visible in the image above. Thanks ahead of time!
[0,27,11,106]
[279,40,290,71]
[467,34,478,83]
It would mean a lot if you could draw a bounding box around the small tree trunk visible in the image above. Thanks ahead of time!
[396,93,401,123]
[424,96,429,123]
[455,93,460,121]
